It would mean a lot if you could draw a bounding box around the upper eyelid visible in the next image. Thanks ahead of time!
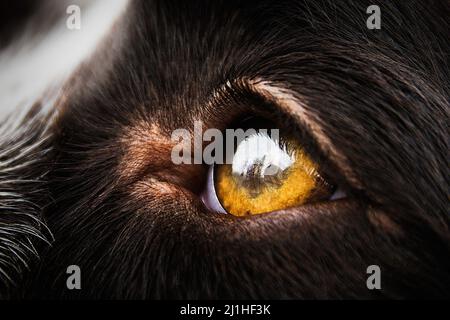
[203,77,363,202]
[177,77,358,200]
[221,77,362,191]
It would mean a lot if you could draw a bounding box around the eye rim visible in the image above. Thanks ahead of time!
[198,78,362,215]
[200,121,348,216]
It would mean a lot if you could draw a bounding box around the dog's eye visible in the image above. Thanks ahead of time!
[201,120,342,217]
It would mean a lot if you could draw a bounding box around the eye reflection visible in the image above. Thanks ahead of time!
[232,133,294,182]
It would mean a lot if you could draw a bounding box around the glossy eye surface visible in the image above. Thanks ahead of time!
[201,121,338,217]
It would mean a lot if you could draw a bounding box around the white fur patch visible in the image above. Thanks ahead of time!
[0,0,129,119]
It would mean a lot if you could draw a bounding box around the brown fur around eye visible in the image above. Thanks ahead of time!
[0,0,449,299]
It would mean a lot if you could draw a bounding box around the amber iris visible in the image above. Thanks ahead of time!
[215,132,333,216]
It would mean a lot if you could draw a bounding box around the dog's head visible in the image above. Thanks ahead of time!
[0,0,449,299]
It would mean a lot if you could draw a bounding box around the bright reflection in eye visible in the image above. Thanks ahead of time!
[232,133,294,179]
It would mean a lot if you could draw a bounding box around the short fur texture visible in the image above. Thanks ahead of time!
[0,0,449,299]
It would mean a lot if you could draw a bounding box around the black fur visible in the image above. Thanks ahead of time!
[0,0,449,299]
